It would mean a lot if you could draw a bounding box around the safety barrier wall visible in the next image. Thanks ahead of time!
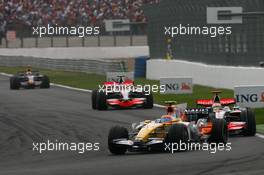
[0,46,149,59]
[0,56,133,75]
[0,47,149,74]
[147,59,264,89]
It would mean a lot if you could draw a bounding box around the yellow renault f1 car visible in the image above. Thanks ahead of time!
[108,101,228,154]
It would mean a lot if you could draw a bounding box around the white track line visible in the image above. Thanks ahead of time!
[0,72,12,77]
[1,72,264,138]
[256,133,264,139]
[153,104,165,108]
[51,83,92,93]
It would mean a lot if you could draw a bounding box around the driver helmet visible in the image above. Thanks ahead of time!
[26,65,32,74]
[166,105,178,117]
[212,103,222,112]
[160,115,173,123]
[223,106,230,112]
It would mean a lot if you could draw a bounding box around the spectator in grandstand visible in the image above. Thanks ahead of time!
[2,0,160,35]
[0,1,5,44]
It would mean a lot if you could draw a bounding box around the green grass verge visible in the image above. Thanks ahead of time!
[256,125,264,134]
[1,66,264,125]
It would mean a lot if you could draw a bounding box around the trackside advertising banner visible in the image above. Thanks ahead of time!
[234,86,264,108]
[160,77,193,94]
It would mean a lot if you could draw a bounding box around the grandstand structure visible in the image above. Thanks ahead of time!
[0,0,159,48]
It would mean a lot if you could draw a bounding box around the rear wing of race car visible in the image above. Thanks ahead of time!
[196,98,236,107]
[196,99,213,107]
[196,90,236,107]
[103,79,134,86]
[16,71,40,76]
[185,108,211,122]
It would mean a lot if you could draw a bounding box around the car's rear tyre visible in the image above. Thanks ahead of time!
[241,108,256,136]
[143,93,153,109]
[96,91,108,110]
[10,77,20,90]
[165,124,189,152]
[40,75,50,88]
[108,126,128,155]
[92,90,98,109]
[209,119,228,144]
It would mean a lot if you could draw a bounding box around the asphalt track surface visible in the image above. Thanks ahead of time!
[0,75,263,175]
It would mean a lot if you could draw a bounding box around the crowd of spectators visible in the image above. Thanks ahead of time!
[0,0,159,37]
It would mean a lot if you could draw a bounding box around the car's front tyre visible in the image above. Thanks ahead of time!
[96,91,108,110]
[143,93,153,109]
[10,77,20,90]
[91,89,98,109]
[108,126,128,155]
[241,108,256,136]
[40,75,50,88]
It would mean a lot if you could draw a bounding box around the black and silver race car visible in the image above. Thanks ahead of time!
[10,71,50,89]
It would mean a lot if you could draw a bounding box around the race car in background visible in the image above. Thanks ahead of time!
[108,101,228,154]
[10,67,50,89]
[191,91,256,136]
[92,76,153,110]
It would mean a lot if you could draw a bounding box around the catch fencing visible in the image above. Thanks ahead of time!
[144,0,264,66]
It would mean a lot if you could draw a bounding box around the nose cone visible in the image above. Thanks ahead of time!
[135,122,163,142]
[28,76,34,84]
[121,90,130,100]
